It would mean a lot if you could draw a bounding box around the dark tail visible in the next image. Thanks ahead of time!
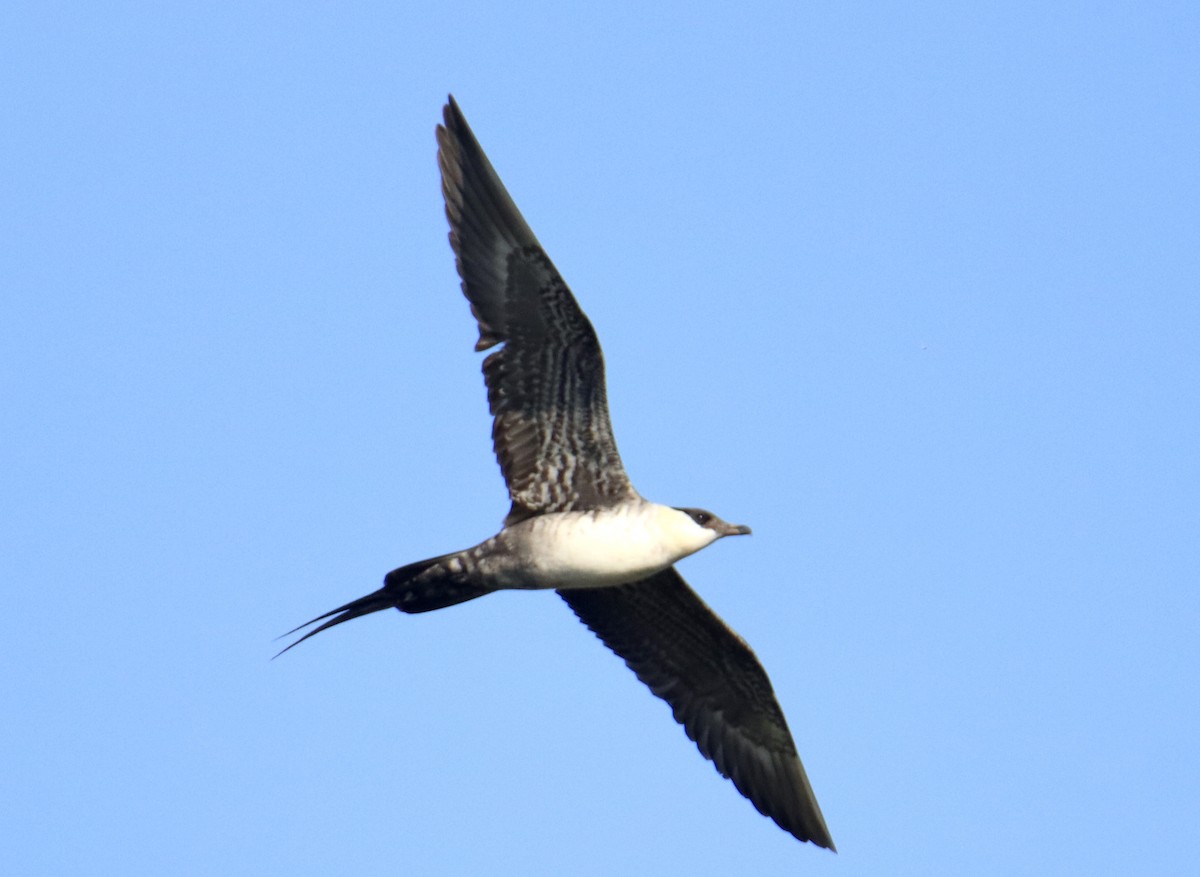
[274,554,491,657]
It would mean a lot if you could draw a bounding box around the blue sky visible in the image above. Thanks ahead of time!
[3,2,1197,874]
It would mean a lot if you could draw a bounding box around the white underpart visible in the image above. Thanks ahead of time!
[522,502,719,589]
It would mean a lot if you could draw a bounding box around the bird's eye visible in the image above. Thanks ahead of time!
[692,511,711,526]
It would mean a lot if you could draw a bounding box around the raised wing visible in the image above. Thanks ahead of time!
[436,97,638,523]
[559,568,835,849]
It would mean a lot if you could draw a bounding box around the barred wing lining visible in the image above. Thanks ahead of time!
[559,568,835,849]
[437,98,636,521]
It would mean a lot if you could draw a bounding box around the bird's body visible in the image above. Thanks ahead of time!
[281,96,835,851]
[517,502,736,589]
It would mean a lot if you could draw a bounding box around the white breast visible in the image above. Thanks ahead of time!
[522,503,718,589]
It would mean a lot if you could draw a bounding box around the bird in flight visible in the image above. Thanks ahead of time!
[280,96,834,850]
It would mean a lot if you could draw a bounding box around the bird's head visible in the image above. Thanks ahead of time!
[660,506,752,557]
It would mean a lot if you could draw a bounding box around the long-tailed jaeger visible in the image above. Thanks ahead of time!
[281,96,834,851]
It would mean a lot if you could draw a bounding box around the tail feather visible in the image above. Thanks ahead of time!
[275,554,492,657]
[382,555,491,614]
[274,588,394,658]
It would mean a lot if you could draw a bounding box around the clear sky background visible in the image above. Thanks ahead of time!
[3,3,1197,875]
